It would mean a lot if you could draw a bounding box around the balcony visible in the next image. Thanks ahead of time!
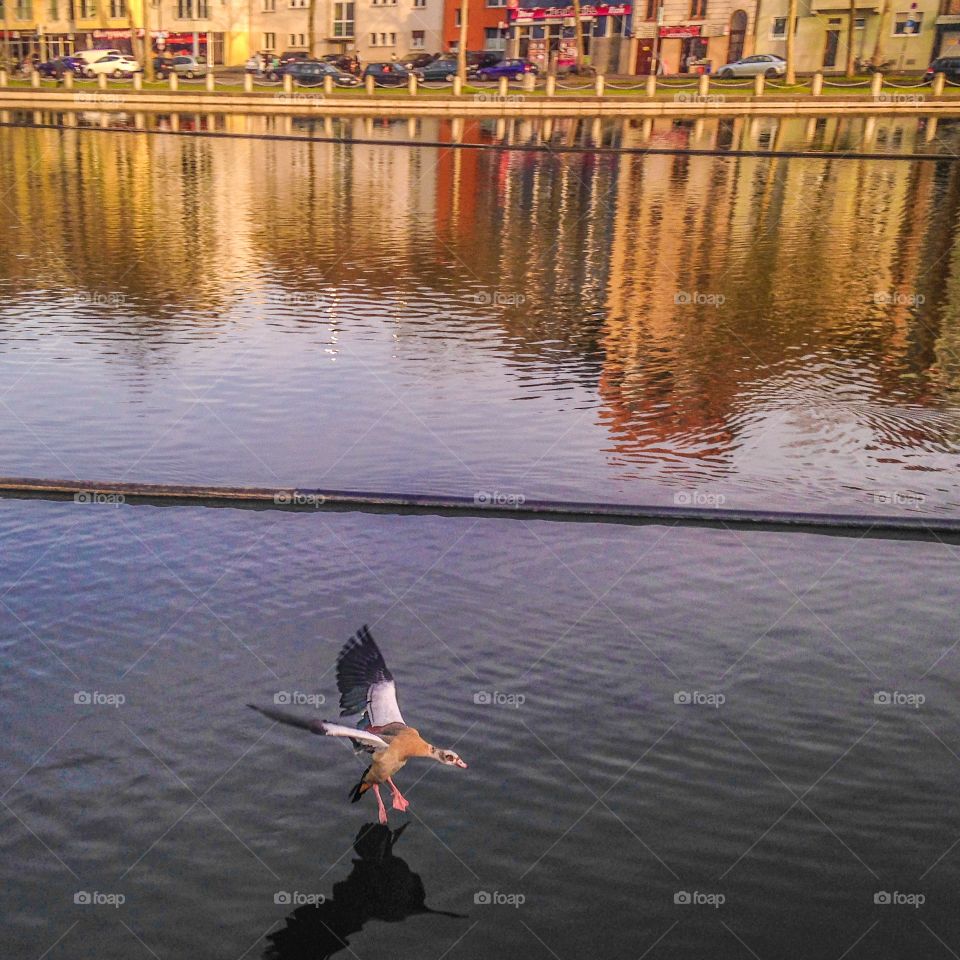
[808,0,879,11]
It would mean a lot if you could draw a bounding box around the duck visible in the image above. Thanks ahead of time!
[249,625,467,824]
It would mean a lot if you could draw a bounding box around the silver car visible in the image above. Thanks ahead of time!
[716,54,786,79]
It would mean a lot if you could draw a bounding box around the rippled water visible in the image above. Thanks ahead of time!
[2,120,960,959]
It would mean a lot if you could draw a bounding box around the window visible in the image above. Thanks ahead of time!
[414,0,426,6]
[855,16,864,27]
[893,11,922,34]
[263,31,276,48]
[289,33,306,45]
[262,0,275,10]
[484,25,507,49]
[14,0,31,16]
[454,8,460,24]
[487,0,507,6]
[689,0,706,17]
[108,0,124,15]
[771,16,786,37]
[592,16,607,36]
[610,13,624,34]
[333,2,354,37]
[412,29,425,47]
[644,0,656,18]
[47,0,57,16]
[290,0,307,6]
[79,0,95,15]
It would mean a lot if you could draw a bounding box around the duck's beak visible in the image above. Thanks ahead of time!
[455,758,468,769]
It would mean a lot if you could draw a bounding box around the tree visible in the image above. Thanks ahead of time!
[456,0,468,82]
[871,0,890,66]
[571,0,584,72]
[846,0,856,75]
[308,0,317,57]
[784,0,797,84]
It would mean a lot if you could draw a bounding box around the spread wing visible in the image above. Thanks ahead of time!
[247,705,390,750]
[336,625,405,727]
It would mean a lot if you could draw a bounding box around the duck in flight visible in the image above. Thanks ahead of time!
[249,625,467,824]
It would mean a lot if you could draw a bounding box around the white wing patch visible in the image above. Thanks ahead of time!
[319,722,390,750]
[368,679,405,727]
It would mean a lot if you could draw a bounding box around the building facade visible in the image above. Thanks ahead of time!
[754,0,942,72]
[442,0,509,57]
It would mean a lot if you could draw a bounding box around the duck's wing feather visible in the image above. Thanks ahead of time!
[336,625,405,726]
[247,704,390,750]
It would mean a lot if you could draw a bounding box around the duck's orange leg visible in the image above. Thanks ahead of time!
[372,784,388,824]
[387,777,409,812]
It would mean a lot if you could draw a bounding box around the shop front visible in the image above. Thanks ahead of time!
[507,1,631,73]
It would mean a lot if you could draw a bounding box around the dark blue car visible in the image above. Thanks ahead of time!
[475,58,537,80]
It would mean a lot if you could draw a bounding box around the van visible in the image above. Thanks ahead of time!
[73,48,124,66]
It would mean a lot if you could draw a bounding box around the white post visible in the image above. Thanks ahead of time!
[870,70,883,97]
[132,72,141,91]
[65,70,74,89]
[31,70,40,88]
[324,74,334,95]
[98,72,107,90]
[933,71,945,96]
[0,69,7,87]
[408,72,417,95]
[205,71,215,92]
[696,72,708,97]
[169,72,178,91]
[244,72,253,93]
[453,75,463,95]
[646,72,656,96]
[498,75,508,97]
[811,71,823,96]
[545,74,556,96]
[595,73,605,97]
[753,72,764,96]
[283,72,293,94]
[365,73,375,94]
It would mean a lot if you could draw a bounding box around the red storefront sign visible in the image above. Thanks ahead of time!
[509,3,630,20]
[93,29,137,39]
[658,24,701,37]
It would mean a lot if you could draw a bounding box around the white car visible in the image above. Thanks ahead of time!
[716,54,786,79]
[85,54,142,78]
[73,48,124,66]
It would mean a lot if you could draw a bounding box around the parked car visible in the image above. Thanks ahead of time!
[278,50,311,66]
[925,56,960,83]
[403,52,439,70]
[154,55,207,79]
[322,53,361,75]
[73,48,124,67]
[85,54,142,78]
[417,58,459,82]
[715,54,786,79]
[475,58,537,80]
[466,51,503,72]
[283,59,360,86]
[37,55,85,78]
[362,62,412,86]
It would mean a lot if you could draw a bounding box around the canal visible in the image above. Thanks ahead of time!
[1,116,959,959]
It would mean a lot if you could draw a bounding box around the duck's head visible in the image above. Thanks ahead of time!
[432,747,468,769]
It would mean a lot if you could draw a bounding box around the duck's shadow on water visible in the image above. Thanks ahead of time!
[264,822,467,960]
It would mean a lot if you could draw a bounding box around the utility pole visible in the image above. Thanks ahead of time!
[650,0,663,75]
[3,0,12,70]
[308,0,316,57]
[785,0,797,84]
[143,0,155,79]
[456,0,468,82]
